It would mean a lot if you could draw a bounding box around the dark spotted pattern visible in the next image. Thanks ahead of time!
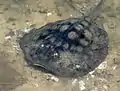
[19,17,109,77]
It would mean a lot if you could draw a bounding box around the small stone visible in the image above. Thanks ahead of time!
[91,74,95,78]
[40,44,44,47]
[49,75,59,82]
[112,65,117,70]
[42,30,49,36]
[76,65,80,68]
[79,80,86,91]
[91,44,98,50]
[70,14,73,17]
[103,85,108,90]
[83,55,88,60]
[70,19,78,24]
[53,53,58,56]
[5,36,11,40]
[81,20,89,27]
[86,78,89,80]
[74,23,84,30]
[45,34,52,39]
[89,70,95,75]
[24,27,31,33]
[76,46,83,52]
[88,51,94,55]
[49,37,56,43]
[85,17,91,22]
[79,39,89,46]
[72,79,78,86]
[47,12,52,16]
[60,25,69,32]
[84,30,92,40]
[56,41,62,47]
[70,45,76,51]
[94,37,99,42]
[97,61,107,70]
[63,43,69,49]
[34,83,39,87]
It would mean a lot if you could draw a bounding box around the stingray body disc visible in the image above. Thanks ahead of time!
[19,18,109,77]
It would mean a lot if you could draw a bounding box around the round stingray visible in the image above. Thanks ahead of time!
[19,18,109,77]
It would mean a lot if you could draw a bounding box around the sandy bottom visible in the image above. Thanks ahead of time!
[0,0,120,91]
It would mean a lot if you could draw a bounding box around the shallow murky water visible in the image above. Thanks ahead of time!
[0,0,120,91]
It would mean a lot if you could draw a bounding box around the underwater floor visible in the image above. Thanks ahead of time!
[0,0,120,91]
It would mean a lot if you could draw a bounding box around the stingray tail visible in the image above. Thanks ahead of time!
[85,0,104,22]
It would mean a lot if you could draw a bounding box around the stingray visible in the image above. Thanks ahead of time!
[19,0,109,77]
